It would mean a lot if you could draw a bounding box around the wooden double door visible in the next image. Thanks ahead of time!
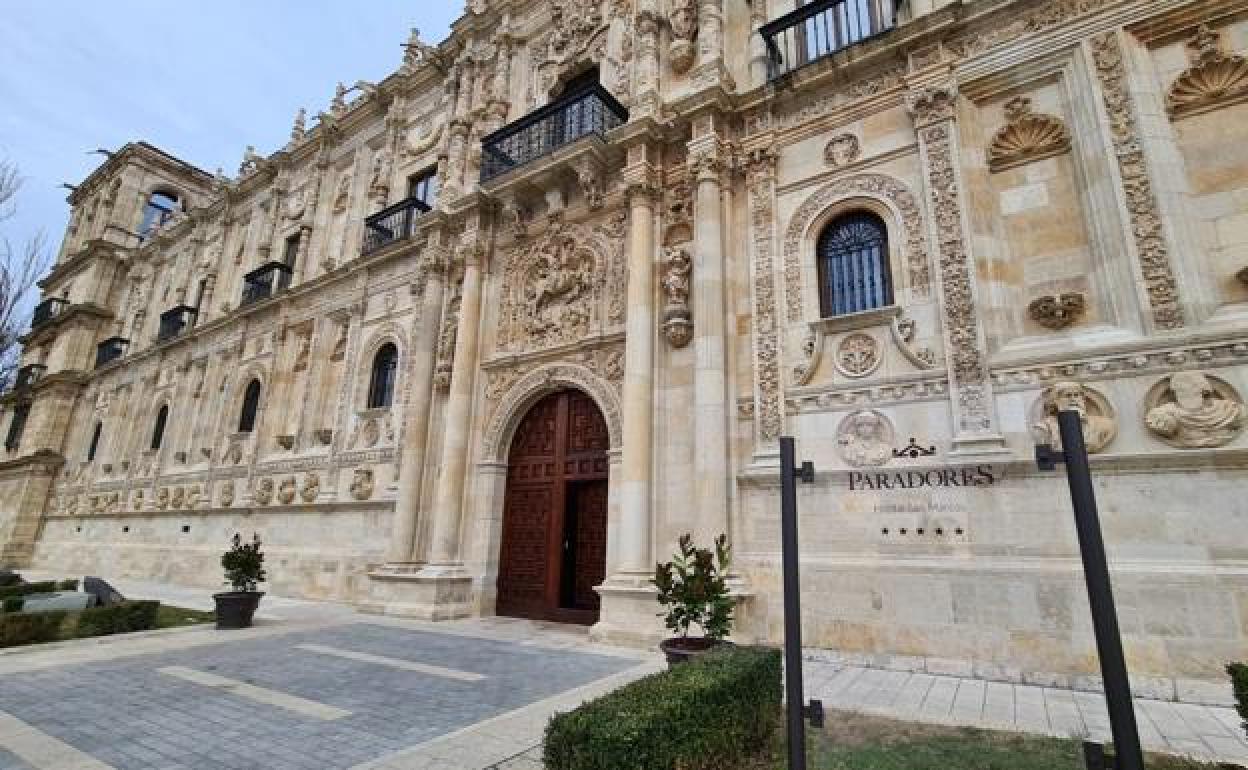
[497,389,609,625]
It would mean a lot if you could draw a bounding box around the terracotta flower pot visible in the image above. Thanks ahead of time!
[659,637,732,667]
[212,591,264,629]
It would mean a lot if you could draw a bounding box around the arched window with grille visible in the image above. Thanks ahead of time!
[238,379,261,433]
[816,211,892,317]
[367,343,398,409]
[150,404,169,450]
[87,421,102,462]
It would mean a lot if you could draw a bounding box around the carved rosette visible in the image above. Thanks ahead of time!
[987,96,1071,172]
[661,247,693,347]
[1028,292,1086,330]
[836,332,881,378]
[745,147,785,443]
[823,134,861,167]
[1167,26,1248,119]
[1091,31,1184,330]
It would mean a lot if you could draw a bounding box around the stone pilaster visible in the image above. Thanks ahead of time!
[743,145,783,460]
[906,78,1006,453]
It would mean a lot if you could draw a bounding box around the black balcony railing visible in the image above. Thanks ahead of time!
[157,305,197,342]
[480,84,628,182]
[761,0,896,80]
[241,261,294,306]
[30,297,69,331]
[13,364,47,391]
[95,337,129,369]
[363,196,432,255]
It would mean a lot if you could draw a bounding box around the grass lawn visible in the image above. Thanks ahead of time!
[153,604,216,629]
[740,710,1238,770]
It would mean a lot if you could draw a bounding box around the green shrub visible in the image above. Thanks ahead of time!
[0,581,57,600]
[222,533,266,592]
[1228,663,1248,736]
[544,645,782,770]
[73,601,161,638]
[1,597,23,614]
[0,572,19,587]
[0,611,67,647]
[57,579,79,591]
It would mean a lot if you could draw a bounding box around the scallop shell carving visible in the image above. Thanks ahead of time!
[1166,27,1248,119]
[987,97,1071,173]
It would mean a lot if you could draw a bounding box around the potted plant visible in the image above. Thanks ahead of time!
[213,532,266,629]
[653,533,734,666]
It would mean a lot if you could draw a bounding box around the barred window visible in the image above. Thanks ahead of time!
[816,211,892,317]
[367,343,398,409]
[239,379,261,433]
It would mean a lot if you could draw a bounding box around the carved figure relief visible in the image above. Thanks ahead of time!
[1030,381,1117,453]
[1167,25,1248,119]
[349,468,374,500]
[668,0,698,73]
[1028,292,1086,330]
[824,134,861,167]
[253,477,274,505]
[277,476,297,504]
[661,247,693,347]
[170,487,185,509]
[1145,370,1246,448]
[987,96,1072,172]
[186,485,201,508]
[300,473,321,503]
[836,332,882,378]
[435,288,461,390]
[333,175,351,214]
[155,487,169,510]
[219,480,234,508]
[837,410,895,467]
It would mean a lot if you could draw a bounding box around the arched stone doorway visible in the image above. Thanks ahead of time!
[497,388,609,625]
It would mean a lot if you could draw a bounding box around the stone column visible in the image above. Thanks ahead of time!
[688,127,730,545]
[384,246,447,564]
[615,175,659,576]
[424,242,485,570]
[748,1,769,88]
[905,78,1007,453]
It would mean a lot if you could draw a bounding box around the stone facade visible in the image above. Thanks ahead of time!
[3,0,1248,691]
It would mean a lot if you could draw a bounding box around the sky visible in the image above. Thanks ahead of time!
[0,1,461,299]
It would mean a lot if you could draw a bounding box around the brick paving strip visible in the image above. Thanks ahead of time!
[294,643,487,681]
[0,710,116,770]
[158,665,353,720]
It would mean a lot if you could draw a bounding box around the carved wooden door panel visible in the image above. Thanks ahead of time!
[498,389,609,624]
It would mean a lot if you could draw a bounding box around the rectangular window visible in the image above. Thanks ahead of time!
[283,234,300,267]
[407,169,438,207]
[4,403,31,452]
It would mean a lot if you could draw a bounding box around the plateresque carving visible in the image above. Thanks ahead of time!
[987,96,1071,172]
[278,476,297,505]
[1030,381,1117,453]
[837,410,895,467]
[1028,292,1086,330]
[1145,370,1246,448]
[824,134,861,167]
[349,468,374,500]
[661,247,693,348]
[300,473,321,502]
[253,477,274,505]
[836,332,881,378]
[1166,25,1248,119]
[668,0,697,73]
[745,147,785,442]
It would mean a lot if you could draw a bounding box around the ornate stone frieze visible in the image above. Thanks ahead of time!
[1144,370,1246,448]
[1029,381,1117,453]
[946,0,1114,61]
[1090,31,1184,330]
[745,63,907,134]
[837,410,895,467]
[784,173,931,322]
[661,247,693,348]
[300,472,321,502]
[823,134,861,167]
[482,342,624,429]
[905,84,958,129]
[434,285,461,391]
[1166,25,1248,119]
[991,341,1248,393]
[1028,292,1086,330]
[744,147,785,442]
[987,96,1071,172]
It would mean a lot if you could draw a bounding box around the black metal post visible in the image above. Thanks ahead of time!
[1041,409,1145,770]
[779,436,813,770]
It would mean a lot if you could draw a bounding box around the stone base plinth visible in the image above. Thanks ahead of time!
[361,563,474,620]
[590,575,665,647]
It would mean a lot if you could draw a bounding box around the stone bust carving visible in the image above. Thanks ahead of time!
[1145,370,1246,448]
[1032,381,1117,454]
[837,410,893,467]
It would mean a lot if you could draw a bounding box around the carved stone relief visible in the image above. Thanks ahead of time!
[300,472,321,502]
[1028,292,1086,330]
[1090,31,1184,330]
[219,480,234,508]
[837,409,895,467]
[836,332,882,378]
[661,247,693,348]
[349,468,374,500]
[987,96,1071,172]
[1144,370,1246,448]
[669,0,697,73]
[1167,25,1248,119]
[823,134,861,167]
[277,476,297,504]
[745,148,785,442]
[1029,381,1117,453]
[253,477,274,505]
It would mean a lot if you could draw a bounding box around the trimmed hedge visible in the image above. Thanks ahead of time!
[1229,663,1248,736]
[544,645,782,770]
[0,581,57,600]
[58,579,79,592]
[0,611,67,648]
[73,600,161,638]
[0,572,19,588]
[2,597,23,614]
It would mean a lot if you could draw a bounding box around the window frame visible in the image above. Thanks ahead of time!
[406,168,438,207]
[238,379,262,433]
[150,404,169,450]
[367,343,399,409]
[815,209,893,319]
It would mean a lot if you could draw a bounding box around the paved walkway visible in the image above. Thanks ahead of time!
[1,573,1245,768]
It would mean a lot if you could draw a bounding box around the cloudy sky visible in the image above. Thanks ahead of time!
[0,1,460,294]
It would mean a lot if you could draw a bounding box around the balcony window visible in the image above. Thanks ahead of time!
[407,168,438,208]
[761,0,897,80]
[139,191,179,237]
[30,297,69,331]
[13,364,47,391]
[95,337,130,369]
[157,305,197,342]
[240,262,293,306]
[480,83,628,182]
[362,196,431,255]
[4,402,30,452]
